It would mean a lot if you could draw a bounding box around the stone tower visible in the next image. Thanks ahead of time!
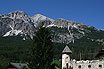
[62,46,72,69]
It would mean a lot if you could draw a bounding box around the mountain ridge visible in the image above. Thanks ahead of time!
[0,10,103,43]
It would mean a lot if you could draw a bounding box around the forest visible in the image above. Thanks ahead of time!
[0,33,103,68]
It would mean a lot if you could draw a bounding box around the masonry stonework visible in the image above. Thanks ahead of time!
[62,46,104,69]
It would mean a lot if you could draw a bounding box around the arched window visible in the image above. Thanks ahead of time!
[66,63,68,69]
[88,65,91,68]
[78,65,81,68]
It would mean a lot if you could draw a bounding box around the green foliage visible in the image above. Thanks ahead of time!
[20,66,28,69]
[0,36,32,68]
[0,29,104,68]
[52,30,104,60]
[28,26,54,69]
[52,59,61,68]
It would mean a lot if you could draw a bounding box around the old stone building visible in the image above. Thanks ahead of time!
[62,46,104,69]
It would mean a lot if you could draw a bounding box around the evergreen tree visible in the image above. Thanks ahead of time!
[28,26,54,69]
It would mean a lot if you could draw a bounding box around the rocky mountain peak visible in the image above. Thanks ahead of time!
[53,18,94,30]
[33,14,46,17]
[53,18,79,28]
[9,10,28,16]
[31,14,47,23]
[30,14,54,27]
[31,14,54,23]
[0,10,100,43]
[56,18,69,21]
[2,11,30,22]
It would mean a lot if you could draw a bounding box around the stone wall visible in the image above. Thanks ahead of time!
[71,59,104,69]
[62,54,71,69]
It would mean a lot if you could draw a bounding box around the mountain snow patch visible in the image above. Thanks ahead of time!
[3,30,23,37]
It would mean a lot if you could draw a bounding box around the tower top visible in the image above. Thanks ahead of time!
[62,45,72,54]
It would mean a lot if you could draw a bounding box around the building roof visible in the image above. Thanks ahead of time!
[62,45,72,54]
[10,63,28,69]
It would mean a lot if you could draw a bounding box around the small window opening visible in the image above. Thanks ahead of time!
[66,63,68,69]
[78,65,81,68]
[99,65,102,68]
[88,65,91,68]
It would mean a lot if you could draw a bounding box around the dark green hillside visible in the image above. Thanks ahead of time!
[0,30,104,68]
[0,36,32,68]
[53,30,104,60]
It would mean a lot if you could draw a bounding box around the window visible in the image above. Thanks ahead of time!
[99,65,102,68]
[19,64,21,66]
[66,63,68,69]
[78,65,81,68]
[88,65,91,68]
[66,57,68,59]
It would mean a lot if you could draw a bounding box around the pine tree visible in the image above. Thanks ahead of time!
[28,26,54,69]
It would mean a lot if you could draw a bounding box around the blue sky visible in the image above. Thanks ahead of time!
[0,0,104,29]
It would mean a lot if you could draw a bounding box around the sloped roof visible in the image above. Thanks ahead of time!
[62,46,72,54]
[11,63,28,69]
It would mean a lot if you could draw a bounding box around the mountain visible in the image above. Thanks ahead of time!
[0,11,104,68]
[0,11,34,39]
[0,10,104,44]
[48,18,97,43]
[31,14,54,27]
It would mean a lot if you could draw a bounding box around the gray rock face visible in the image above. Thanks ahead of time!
[48,19,97,43]
[0,18,12,35]
[31,14,54,27]
[0,11,35,39]
[0,11,55,39]
[0,11,98,43]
